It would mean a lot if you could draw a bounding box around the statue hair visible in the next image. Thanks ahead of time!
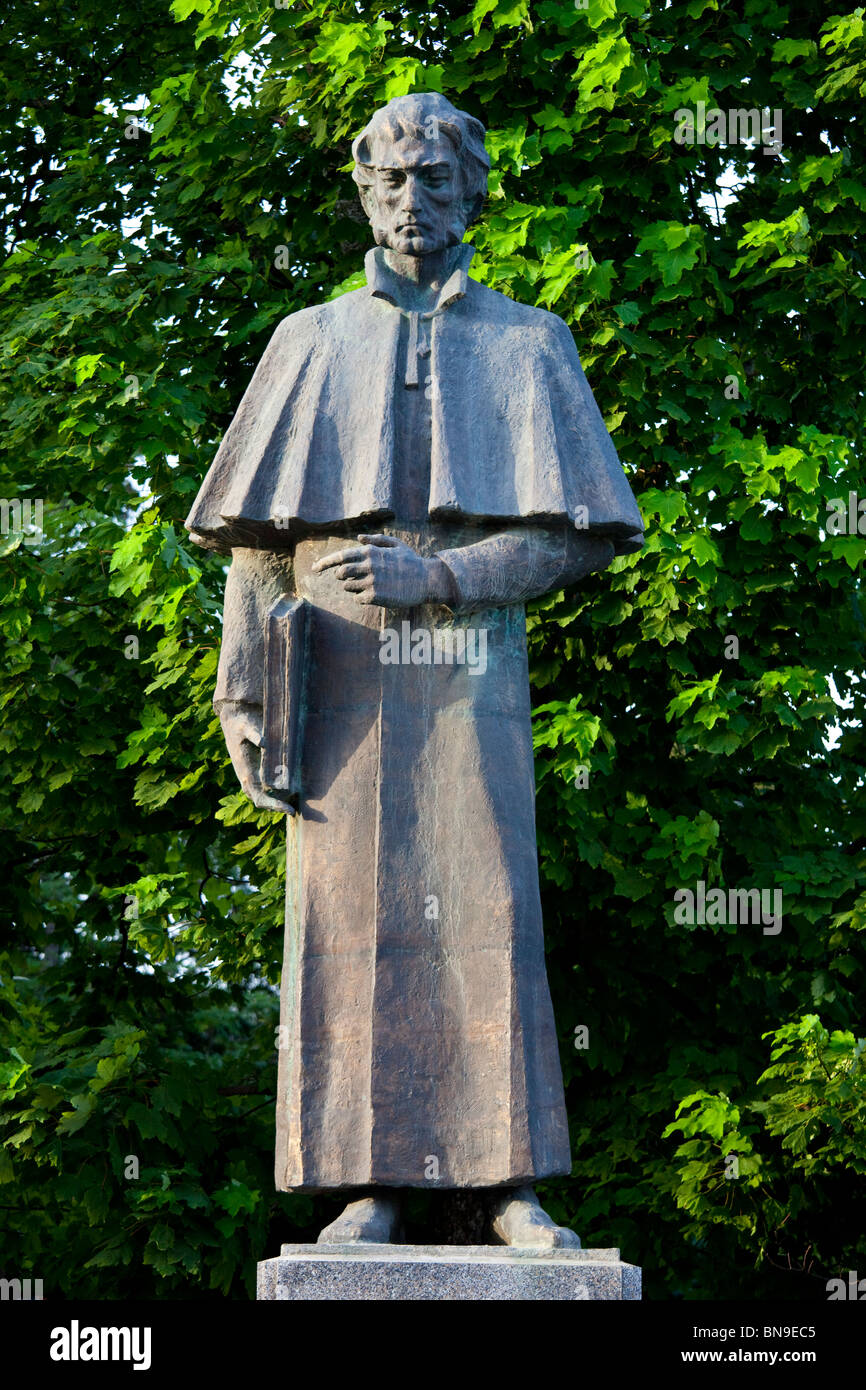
[352,93,489,227]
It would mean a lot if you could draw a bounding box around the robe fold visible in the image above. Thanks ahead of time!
[187,244,643,1191]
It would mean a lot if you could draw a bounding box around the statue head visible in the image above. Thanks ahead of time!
[352,92,489,256]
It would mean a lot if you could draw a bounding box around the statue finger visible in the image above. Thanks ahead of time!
[357,533,399,548]
[243,774,294,813]
[313,545,367,572]
[236,716,263,747]
[254,791,295,814]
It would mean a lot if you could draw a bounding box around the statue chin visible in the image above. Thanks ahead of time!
[371,220,467,258]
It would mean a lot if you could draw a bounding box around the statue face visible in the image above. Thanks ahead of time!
[364,135,467,255]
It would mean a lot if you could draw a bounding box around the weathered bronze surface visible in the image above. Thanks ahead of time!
[187,93,642,1245]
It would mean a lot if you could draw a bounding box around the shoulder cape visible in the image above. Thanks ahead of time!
[185,264,644,555]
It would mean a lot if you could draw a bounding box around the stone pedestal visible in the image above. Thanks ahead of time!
[257,1244,641,1301]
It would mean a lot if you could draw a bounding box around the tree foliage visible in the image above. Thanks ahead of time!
[1,0,864,1299]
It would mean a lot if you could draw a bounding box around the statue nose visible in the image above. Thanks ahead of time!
[399,175,420,209]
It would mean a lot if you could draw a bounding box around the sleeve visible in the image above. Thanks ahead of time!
[436,526,616,613]
[214,548,295,708]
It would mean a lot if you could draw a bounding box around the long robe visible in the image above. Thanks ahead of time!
[187,245,643,1190]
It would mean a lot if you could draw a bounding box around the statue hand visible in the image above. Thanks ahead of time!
[313,534,456,609]
[218,701,296,815]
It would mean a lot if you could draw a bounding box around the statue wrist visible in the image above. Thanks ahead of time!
[425,556,459,607]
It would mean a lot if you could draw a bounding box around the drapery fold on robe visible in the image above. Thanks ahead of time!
[212,527,618,1191]
[185,247,644,555]
[190,247,645,1191]
[271,523,581,1191]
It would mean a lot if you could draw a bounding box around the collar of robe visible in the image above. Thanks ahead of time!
[364,243,475,388]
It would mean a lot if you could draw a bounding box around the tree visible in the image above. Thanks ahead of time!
[1,0,864,1299]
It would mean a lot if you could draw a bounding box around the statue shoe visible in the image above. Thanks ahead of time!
[316,1194,401,1245]
[490,1185,581,1249]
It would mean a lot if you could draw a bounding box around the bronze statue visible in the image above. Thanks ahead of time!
[186,93,643,1247]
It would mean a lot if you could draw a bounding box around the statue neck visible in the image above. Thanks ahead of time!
[381,245,464,310]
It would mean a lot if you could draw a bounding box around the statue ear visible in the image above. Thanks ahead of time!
[463,192,486,228]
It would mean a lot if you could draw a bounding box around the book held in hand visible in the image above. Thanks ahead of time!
[262,596,309,800]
